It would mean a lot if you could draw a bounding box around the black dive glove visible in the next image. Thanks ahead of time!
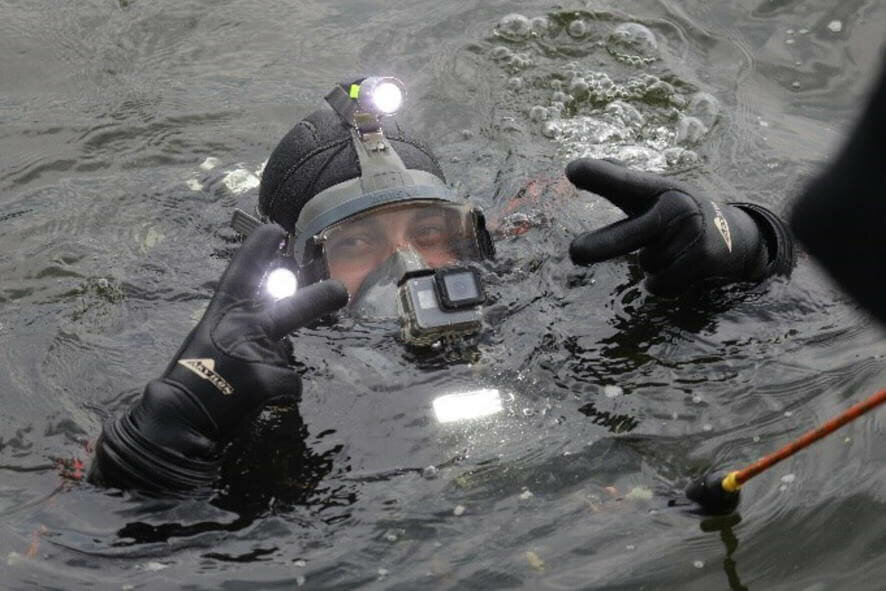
[89,224,349,494]
[566,158,794,295]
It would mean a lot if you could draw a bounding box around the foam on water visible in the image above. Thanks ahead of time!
[488,11,721,171]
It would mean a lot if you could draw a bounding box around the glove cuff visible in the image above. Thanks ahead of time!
[730,202,795,279]
[89,409,220,496]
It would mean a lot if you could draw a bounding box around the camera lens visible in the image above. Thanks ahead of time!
[443,271,478,301]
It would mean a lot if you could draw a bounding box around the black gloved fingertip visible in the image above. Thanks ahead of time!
[565,158,590,183]
[317,279,350,310]
[569,236,592,266]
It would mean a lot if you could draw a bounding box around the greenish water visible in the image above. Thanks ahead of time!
[1,0,884,588]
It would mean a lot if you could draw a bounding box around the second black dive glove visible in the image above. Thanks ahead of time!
[90,224,349,494]
[566,158,794,295]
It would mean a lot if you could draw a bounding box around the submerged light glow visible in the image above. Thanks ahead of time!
[433,388,504,423]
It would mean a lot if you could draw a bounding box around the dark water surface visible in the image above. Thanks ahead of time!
[2,0,885,589]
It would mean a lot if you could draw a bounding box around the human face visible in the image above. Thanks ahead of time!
[319,202,480,297]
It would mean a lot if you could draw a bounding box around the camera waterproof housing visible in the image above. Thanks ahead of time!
[398,266,485,346]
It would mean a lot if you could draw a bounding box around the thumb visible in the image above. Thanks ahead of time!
[566,158,688,217]
[570,206,665,265]
[267,280,349,339]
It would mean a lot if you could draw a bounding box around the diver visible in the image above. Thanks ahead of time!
[87,77,795,494]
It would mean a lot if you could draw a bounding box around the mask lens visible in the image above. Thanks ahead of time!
[318,202,482,298]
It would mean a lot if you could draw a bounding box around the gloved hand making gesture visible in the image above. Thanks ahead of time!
[89,224,349,494]
[566,158,793,295]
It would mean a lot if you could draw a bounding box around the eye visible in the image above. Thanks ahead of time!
[329,231,380,257]
[411,217,452,249]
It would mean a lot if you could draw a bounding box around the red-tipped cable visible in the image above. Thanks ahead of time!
[687,388,886,514]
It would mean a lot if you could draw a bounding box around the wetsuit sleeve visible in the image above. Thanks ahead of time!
[731,202,796,278]
[88,381,221,495]
[789,58,886,323]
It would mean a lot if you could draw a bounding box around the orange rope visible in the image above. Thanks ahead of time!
[733,388,886,487]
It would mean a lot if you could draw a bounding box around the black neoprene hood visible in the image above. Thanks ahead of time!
[258,109,448,231]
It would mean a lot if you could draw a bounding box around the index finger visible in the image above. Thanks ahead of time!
[216,223,287,302]
[267,280,350,339]
[569,207,664,265]
[566,158,689,217]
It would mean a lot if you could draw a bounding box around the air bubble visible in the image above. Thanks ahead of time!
[568,78,589,98]
[688,93,720,129]
[530,16,550,35]
[509,52,533,69]
[529,105,549,121]
[605,100,644,128]
[676,116,707,145]
[542,121,561,138]
[644,80,675,102]
[608,23,658,58]
[567,19,588,38]
[490,46,512,60]
[496,14,533,41]
[664,147,699,167]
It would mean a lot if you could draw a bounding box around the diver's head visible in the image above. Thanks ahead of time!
[257,77,494,340]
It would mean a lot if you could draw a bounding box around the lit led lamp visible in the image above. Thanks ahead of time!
[353,76,406,117]
[264,267,297,300]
